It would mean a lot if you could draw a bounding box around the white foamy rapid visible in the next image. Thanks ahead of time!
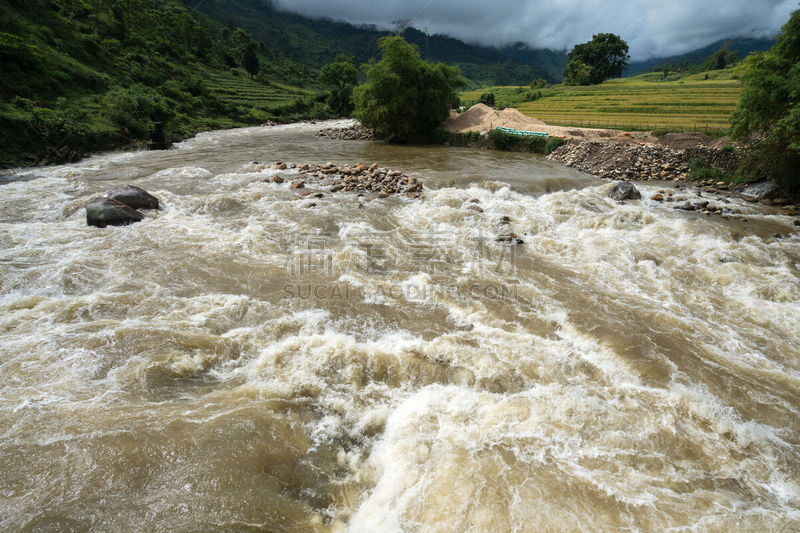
[0,122,798,531]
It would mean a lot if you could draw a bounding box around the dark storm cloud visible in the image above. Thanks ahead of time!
[271,0,796,59]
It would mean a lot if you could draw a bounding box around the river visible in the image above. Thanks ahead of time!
[1,121,799,532]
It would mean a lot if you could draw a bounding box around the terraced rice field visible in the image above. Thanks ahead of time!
[205,71,310,109]
[462,72,742,135]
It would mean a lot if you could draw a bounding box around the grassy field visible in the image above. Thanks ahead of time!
[460,69,742,135]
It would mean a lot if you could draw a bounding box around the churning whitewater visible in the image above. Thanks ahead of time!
[1,122,799,532]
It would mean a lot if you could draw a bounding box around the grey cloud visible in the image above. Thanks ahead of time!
[272,0,796,59]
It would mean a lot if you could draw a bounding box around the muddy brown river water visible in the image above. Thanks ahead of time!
[1,121,799,532]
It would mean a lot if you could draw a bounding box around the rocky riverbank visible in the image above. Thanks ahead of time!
[317,124,375,141]
[546,139,739,183]
[548,139,800,221]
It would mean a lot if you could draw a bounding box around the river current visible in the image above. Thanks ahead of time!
[1,121,799,532]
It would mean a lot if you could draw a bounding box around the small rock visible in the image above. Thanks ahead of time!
[651,193,664,202]
[469,198,480,204]
[465,205,484,213]
[376,192,389,199]
[272,176,284,184]
[276,163,287,170]
[290,181,305,189]
[496,233,524,245]
[330,185,344,193]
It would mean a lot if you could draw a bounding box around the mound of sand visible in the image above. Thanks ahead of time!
[444,104,546,134]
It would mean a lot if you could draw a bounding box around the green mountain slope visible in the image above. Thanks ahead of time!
[626,37,775,76]
[0,0,319,167]
[182,0,558,87]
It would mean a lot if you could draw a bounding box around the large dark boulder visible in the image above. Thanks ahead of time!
[103,185,159,210]
[609,182,642,201]
[85,197,144,228]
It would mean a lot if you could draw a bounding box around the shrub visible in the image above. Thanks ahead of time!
[479,92,496,107]
[731,9,800,192]
[488,129,547,152]
[545,137,566,154]
[689,159,731,182]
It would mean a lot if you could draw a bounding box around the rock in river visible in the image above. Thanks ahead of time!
[739,182,780,203]
[104,185,160,210]
[85,197,145,228]
[609,182,642,201]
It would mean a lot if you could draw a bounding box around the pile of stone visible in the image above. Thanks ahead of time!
[547,140,692,181]
[267,161,424,198]
[317,124,375,141]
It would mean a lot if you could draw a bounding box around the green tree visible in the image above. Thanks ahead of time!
[241,46,259,77]
[318,55,358,115]
[563,59,593,86]
[231,28,259,76]
[479,92,496,107]
[353,35,465,142]
[731,9,800,191]
[702,47,740,71]
[564,33,629,85]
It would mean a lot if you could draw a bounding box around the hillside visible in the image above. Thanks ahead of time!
[182,0,557,87]
[461,69,742,135]
[0,0,323,167]
[626,37,775,76]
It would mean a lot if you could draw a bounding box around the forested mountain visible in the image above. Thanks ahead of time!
[181,0,558,86]
[0,0,325,166]
[625,37,776,76]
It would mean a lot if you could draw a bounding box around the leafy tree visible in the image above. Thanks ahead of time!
[530,79,547,89]
[241,47,260,77]
[353,35,465,142]
[563,59,593,86]
[479,92,496,107]
[564,33,629,85]
[731,9,800,191]
[318,55,358,115]
[705,48,739,70]
[231,28,259,76]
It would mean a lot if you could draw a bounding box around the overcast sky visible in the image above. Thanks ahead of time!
[272,0,796,60]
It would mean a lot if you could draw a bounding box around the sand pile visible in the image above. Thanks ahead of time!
[444,104,546,134]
